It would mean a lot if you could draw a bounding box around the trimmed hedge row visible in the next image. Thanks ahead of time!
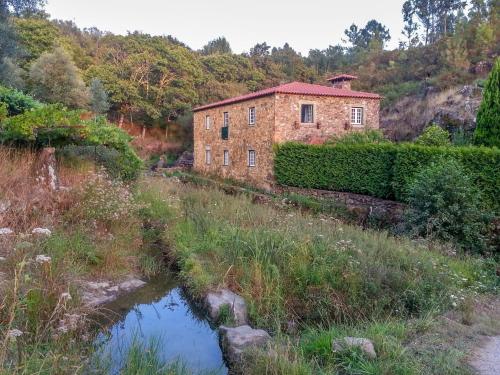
[274,143,500,211]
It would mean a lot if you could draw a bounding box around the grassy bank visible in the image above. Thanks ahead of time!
[0,149,173,374]
[139,177,499,374]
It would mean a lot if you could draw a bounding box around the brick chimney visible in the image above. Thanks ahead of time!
[327,74,358,90]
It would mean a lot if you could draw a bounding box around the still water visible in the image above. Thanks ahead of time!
[93,275,228,374]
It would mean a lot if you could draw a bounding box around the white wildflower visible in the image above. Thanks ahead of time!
[35,255,52,264]
[7,329,23,338]
[32,228,52,237]
[0,228,14,235]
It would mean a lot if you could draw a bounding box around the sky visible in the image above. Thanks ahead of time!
[45,0,406,55]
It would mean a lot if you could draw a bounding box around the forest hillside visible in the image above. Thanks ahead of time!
[0,0,499,145]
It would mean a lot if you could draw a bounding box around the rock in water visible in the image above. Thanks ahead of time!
[219,325,271,363]
[205,289,248,325]
[332,337,377,359]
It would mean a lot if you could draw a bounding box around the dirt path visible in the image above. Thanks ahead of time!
[470,336,500,375]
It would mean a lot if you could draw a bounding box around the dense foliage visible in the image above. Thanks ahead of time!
[415,124,451,146]
[0,0,497,135]
[0,103,142,179]
[475,58,500,147]
[405,159,492,253]
[275,142,500,212]
[0,85,41,116]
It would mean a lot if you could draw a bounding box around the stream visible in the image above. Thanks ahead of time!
[92,274,228,374]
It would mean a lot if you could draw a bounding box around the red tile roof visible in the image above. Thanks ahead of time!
[194,81,380,111]
[327,74,358,82]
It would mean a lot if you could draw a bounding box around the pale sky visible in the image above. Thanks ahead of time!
[45,0,406,55]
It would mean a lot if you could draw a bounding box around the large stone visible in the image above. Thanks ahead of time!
[219,325,271,363]
[332,337,377,359]
[205,289,248,326]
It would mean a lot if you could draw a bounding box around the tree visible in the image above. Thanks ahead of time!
[89,77,110,116]
[402,0,420,47]
[474,58,500,147]
[201,37,232,55]
[249,42,270,58]
[345,20,391,50]
[0,57,24,89]
[29,47,89,108]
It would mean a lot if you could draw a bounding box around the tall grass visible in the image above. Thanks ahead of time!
[161,182,496,331]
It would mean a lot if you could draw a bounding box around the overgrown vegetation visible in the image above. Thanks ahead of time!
[405,159,493,254]
[131,177,499,375]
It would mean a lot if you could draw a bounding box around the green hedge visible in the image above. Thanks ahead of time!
[275,143,500,211]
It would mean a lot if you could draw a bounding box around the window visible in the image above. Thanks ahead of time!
[205,115,211,130]
[351,107,363,125]
[223,112,229,127]
[205,147,211,165]
[248,150,256,167]
[301,104,314,123]
[223,150,229,166]
[248,107,256,125]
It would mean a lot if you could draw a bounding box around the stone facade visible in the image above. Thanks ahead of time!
[193,88,380,189]
[274,94,380,144]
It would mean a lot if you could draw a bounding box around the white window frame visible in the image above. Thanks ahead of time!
[223,150,229,166]
[205,147,211,165]
[351,107,364,125]
[300,104,314,124]
[205,115,211,130]
[248,107,256,126]
[248,150,256,167]
[223,112,229,127]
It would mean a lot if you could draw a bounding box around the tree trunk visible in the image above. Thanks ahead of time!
[142,126,146,139]
[165,126,168,140]
[118,113,124,128]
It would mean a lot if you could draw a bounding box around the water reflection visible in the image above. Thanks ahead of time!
[94,276,228,374]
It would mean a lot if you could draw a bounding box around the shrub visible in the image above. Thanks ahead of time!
[415,125,451,146]
[474,58,500,148]
[0,85,42,116]
[275,143,500,212]
[274,143,397,199]
[1,106,142,180]
[405,159,492,253]
[326,129,390,145]
[392,145,500,211]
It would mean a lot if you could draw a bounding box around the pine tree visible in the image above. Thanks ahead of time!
[474,58,500,147]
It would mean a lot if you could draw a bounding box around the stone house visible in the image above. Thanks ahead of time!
[193,75,381,188]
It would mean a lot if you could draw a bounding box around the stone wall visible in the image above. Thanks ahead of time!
[274,94,380,144]
[193,95,276,188]
[277,185,405,226]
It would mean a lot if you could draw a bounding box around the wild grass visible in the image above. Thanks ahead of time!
[159,180,496,331]
[0,147,93,232]
[132,176,499,374]
[0,150,150,373]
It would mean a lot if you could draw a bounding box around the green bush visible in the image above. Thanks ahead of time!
[275,143,397,199]
[392,145,500,211]
[0,85,42,116]
[326,129,390,145]
[405,159,492,254]
[275,143,500,212]
[415,125,451,146]
[1,106,143,180]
